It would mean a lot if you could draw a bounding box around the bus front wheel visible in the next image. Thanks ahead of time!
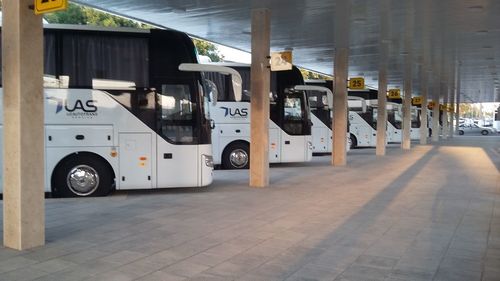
[222,142,250,169]
[52,154,114,197]
[350,134,358,149]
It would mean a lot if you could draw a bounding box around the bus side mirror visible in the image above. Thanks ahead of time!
[178,63,243,102]
[293,85,333,109]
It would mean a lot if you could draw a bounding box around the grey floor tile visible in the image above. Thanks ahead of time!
[339,264,392,281]
[353,255,398,269]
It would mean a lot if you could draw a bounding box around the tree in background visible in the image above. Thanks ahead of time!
[299,68,331,80]
[44,3,224,61]
[44,3,143,27]
[192,39,224,62]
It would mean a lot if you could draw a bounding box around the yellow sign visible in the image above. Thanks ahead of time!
[270,51,293,71]
[428,101,435,109]
[411,96,423,105]
[387,89,401,99]
[34,0,68,15]
[348,77,365,89]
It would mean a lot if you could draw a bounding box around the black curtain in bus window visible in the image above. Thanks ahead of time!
[157,84,197,144]
[44,33,57,76]
[387,110,402,129]
[203,72,228,101]
[283,96,304,135]
[411,110,421,128]
[61,34,148,88]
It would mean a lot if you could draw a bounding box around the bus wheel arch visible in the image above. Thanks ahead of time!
[51,152,116,197]
[222,141,250,169]
[349,134,358,149]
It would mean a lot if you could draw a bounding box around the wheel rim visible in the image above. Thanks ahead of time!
[229,149,248,168]
[66,165,99,196]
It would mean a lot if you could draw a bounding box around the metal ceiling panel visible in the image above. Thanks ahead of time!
[75,0,500,103]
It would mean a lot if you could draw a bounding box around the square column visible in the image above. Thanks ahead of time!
[455,70,461,132]
[442,83,449,140]
[249,9,271,187]
[402,72,412,150]
[432,97,440,142]
[2,0,45,250]
[332,0,351,166]
[420,72,429,145]
[376,0,390,156]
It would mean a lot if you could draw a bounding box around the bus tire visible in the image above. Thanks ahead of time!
[481,130,489,135]
[222,142,250,169]
[350,134,358,149]
[458,130,464,135]
[52,153,114,197]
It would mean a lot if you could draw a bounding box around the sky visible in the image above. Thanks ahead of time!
[217,45,251,64]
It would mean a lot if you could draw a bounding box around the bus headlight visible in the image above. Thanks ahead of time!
[203,154,214,167]
[308,141,313,150]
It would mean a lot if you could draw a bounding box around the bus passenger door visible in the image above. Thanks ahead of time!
[155,84,199,187]
[156,140,198,187]
[119,133,153,189]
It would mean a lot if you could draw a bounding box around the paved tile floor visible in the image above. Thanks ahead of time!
[0,136,499,281]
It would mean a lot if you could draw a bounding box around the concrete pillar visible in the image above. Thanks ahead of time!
[332,0,351,166]
[431,78,440,142]
[449,73,456,137]
[402,64,412,150]
[401,0,413,150]
[249,9,271,187]
[420,71,429,145]
[455,70,461,132]
[432,99,440,142]
[376,0,389,156]
[2,0,45,250]
[419,0,431,145]
[449,62,458,138]
[442,83,449,140]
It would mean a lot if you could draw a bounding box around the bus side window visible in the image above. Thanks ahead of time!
[157,84,197,144]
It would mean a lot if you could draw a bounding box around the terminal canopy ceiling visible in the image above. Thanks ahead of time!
[75,0,500,103]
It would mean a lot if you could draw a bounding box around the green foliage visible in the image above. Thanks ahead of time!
[192,38,224,62]
[299,68,331,80]
[44,3,143,28]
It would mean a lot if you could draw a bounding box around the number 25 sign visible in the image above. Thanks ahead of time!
[348,77,365,90]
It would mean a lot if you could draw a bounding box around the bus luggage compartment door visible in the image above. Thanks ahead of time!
[119,133,152,189]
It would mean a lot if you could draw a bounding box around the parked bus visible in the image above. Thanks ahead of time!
[0,25,240,197]
[347,94,380,148]
[304,80,351,154]
[386,97,422,142]
[204,63,314,169]
[494,105,500,131]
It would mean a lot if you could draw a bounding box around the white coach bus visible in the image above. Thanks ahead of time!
[304,80,352,154]
[203,63,314,169]
[0,25,239,197]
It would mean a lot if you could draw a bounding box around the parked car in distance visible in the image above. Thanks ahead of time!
[458,124,497,135]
